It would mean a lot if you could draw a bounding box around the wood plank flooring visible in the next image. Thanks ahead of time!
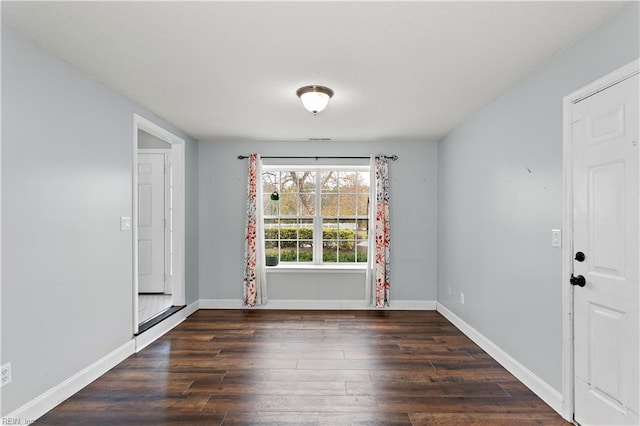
[36,310,569,425]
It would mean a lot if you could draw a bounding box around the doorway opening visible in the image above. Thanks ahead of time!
[133,114,186,335]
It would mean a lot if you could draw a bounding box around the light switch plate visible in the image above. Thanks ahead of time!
[551,229,561,248]
[1,363,11,387]
[121,216,132,231]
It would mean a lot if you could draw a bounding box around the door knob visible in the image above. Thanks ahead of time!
[570,274,586,287]
[575,251,585,262]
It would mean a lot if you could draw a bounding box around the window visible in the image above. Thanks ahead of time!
[263,166,370,265]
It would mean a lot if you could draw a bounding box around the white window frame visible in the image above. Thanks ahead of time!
[262,164,371,266]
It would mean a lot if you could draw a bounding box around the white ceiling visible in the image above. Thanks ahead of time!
[2,1,627,142]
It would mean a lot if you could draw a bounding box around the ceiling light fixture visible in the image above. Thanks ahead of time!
[296,85,334,115]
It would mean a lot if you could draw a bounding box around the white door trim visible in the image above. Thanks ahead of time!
[133,114,186,334]
[561,58,639,421]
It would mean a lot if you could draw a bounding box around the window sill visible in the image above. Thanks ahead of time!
[266,264,368,274]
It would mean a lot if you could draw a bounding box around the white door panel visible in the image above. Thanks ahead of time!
[589,162,625,277]
[137,153,165,293]
[572,73,639,425]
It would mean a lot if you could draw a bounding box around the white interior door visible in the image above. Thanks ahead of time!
[137,153,166,293]
[572,72,639,425]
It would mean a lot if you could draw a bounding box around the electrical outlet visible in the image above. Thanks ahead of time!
[460,293,465,304]
[448,286,452,296]
[1,363,11,387]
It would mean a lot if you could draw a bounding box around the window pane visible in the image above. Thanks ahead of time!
[264,198,279,216]
[280,194,298,215]
[265,240,279,261]
[322,218,338,240]
[299,194,315,215]
[299,219,313,241]
[299,172,316,192]
[338,171,356,192]
[299,241,313,262]
[356,172,370,193]
[265,240,278,250]
[321,171,338,192]
[356,218,369,263]
[356,218,369,238]
[321,194,338,216]
[356,195,369,216]
[280,172,297,193]
[265,219,280,239]
[338,220,356,256]
[338,194,357,216]
[338,245,356,263]
[262,171,279,193]
[280,246,297,262]
[322,242,338,262]
[338,218,356,231]
[280,219,298,239]
[322,218,338,263]
[281,239,297,248]
[356,243,368,262]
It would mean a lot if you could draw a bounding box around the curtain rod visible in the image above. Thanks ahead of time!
[237,155,398,161]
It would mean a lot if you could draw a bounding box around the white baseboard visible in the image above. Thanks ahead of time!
[392,300,437,310]
[198,299,436,310]
[198,299,244,309]
[184,299,200,316]
[436,302,564,416]
[6,340,135,422]
[135,300,199,351]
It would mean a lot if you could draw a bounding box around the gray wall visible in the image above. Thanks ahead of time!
[198,140,438,302]
[438,3,639,392]
[1,26,198,415]
[267,271,366,300]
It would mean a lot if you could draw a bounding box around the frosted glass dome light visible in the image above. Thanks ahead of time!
[296,85,334,115]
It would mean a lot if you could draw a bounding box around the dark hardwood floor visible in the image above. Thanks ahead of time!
[36,310,569,425]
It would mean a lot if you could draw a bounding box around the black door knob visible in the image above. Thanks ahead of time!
[570,274,586,287]
[575,251,585,262]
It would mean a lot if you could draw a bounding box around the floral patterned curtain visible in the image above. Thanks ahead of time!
[374,155,390,307]
[243,153,267,307]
